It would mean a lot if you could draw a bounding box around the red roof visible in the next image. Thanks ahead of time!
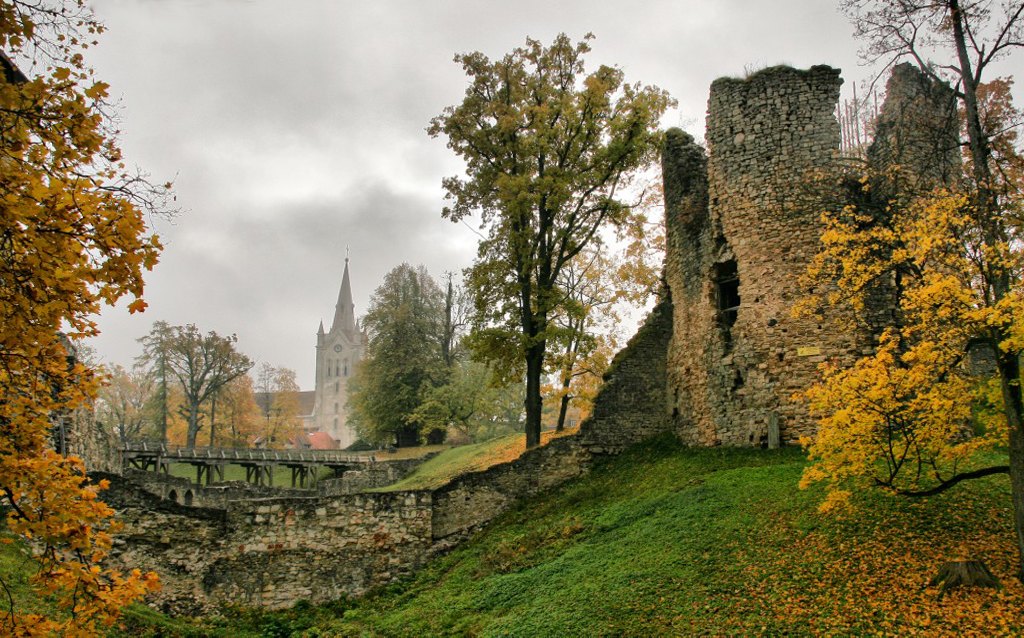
[307,431,338,450]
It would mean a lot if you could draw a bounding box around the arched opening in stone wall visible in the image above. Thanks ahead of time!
[167,489,178,504]
[184,490,194,507]
[715,259,740,349]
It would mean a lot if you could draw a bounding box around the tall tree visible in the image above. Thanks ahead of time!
[428,33,672,448]
[441,272,471,368]
[348,264,447,447]
[803,0,1024,579]
[0,0,168,630]
[159,324,253,448]
[136,319,173,444]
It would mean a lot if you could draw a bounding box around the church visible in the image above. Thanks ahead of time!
[304,258,366,448]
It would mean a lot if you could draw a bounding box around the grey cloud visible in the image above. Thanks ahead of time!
[89,0,927,389]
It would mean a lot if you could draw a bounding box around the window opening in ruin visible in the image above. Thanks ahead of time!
[167,489,178,504]
[716,259,740,348]
[184,490,193,507]
[344,360,349,376]
[732,369,744,390]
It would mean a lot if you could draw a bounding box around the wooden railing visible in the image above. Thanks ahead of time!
[121,442,372,465]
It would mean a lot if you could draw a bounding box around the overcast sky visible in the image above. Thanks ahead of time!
[79,0,1012,389]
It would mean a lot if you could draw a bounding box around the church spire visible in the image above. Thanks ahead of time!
[330,258,357,336]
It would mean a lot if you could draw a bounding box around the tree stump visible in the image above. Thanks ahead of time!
[928,560,1001,599]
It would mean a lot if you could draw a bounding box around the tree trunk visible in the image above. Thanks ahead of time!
[555,377,571,432]
[157,359,168,446]
[947,0,1024,582]
[998,352,1024,582]
[929,560,1001,598]
[443,277,454,367]
[208,394,217,448]
[524,343,545,449]
[186,401,201,448]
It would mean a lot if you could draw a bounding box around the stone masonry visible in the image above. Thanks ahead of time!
[665,65,855,447]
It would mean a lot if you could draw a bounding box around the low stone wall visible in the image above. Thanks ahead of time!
[124,454,436,509]
[125,470,310,509]
[431,435,592,541]
[318,454,438,495]
[104,474,433,613]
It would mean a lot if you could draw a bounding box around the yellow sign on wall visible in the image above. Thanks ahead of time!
[797,346,822,357]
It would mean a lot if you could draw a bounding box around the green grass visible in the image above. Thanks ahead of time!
[378,429,576,492]
[336,439,817,636]
[0,534,54,620]
[165,462,334,488]
[7,435,1019,636]
[306,436,1020,636]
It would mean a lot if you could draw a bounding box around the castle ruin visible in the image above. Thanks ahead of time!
[104,62,962,612]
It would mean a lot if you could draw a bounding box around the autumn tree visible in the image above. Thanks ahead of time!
[545,234,660,431]
[253,363,303,448]
[0,0,169,631]
[156,323,253,448]
[95,364,155,444]
[209,375,258,447]
[348,264,447,447]
[801,0,1024,580]
[429,33,672,448]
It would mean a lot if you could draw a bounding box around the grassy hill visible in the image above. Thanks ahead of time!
[5,435,1021,636]
[313,437,1021,636]
[376,429,576,492]
[116,436,1019,634]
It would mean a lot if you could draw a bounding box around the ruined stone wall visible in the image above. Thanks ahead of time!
[123,470,311,509]
[868,62,961,193]
[431,435,592,541]
[104,476,433,613]
[578,297,673,454]
[665,65,854,446]
[67,407,122,473]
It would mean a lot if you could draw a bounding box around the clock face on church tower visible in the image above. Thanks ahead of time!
[333,344,343,353]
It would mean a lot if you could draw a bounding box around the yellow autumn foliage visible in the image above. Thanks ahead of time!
[0,1,167,633]
[799,186,1021,510]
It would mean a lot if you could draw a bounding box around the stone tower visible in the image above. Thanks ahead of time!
[664,65,850,447]
[312,259,366,448]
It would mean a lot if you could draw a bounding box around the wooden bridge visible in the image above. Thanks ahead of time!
[122,443,376,488]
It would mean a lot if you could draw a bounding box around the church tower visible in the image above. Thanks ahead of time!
[312,259,366,448]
